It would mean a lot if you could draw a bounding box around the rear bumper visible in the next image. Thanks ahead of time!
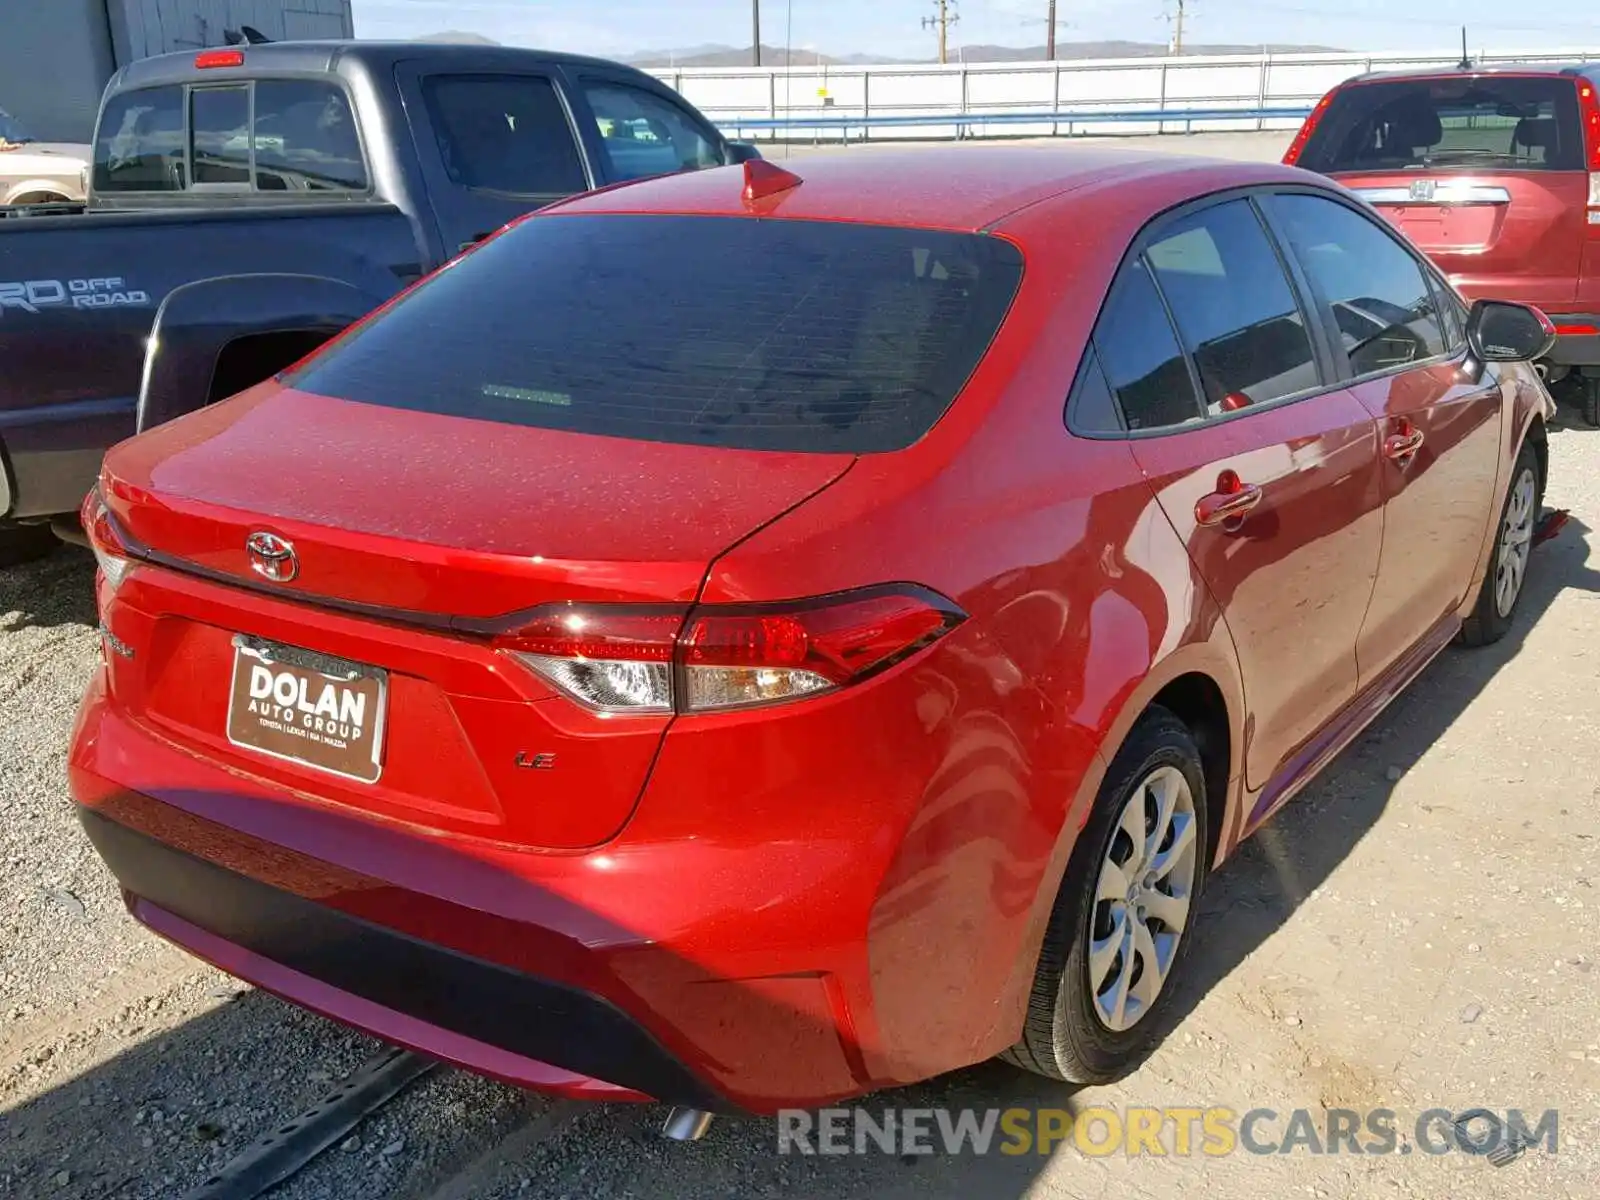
[1539,314,1600,366]
[79,804,727,1110]
[69,656,1054,1112]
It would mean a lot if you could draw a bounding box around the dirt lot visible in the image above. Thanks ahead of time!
[3,133,1599,1199]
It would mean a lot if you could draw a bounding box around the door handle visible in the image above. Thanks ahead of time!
[1195,471,1263,527]
[1384,422,1425,463]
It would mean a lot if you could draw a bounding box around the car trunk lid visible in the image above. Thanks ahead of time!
[97,382,853,849]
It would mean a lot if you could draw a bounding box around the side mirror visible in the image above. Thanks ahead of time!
[724,141,763,164]
[1465,299,1555,363]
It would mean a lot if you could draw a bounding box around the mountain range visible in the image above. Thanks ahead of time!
[411,33,1341,65]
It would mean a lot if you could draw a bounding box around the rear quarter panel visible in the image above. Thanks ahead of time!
[680,189,1249,1076]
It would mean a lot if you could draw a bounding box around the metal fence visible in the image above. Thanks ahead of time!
[648,47,1600,141]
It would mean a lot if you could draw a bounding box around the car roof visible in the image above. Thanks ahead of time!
[546,146,1312,233]
[111,39,656,91]
[1345,62,1596,85]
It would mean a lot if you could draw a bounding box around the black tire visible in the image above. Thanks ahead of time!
[1459,440,1543,648]
[1002,706,1209,1085]
[1585,379,1600,428]
[0,523,58,569]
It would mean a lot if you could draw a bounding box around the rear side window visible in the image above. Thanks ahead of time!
[94,80,366,194]
[1094,260,1202,431]
[422,75,588,196]
[95,87,186,191]
[1267,194,1448,377]
[581,80,723,181]
[1298,76,1583,173]
[287,215,1024,454]
[1144,200,1319,415]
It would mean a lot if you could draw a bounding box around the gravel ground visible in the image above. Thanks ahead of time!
[3,133,1598,1196]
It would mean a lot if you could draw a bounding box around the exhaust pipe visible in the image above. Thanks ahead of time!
[661,1107,715,1141]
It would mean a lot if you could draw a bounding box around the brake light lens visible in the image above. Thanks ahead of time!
[499,587,964,714]
[80,489,134,593]
[1283,88,1337,166]
[195,50,245,69]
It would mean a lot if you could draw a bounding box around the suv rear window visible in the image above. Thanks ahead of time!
[287,215,1024,454]
[95,80,367,193]
[1297,76,1584,173]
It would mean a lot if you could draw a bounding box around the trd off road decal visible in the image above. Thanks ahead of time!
[0,276,151,316]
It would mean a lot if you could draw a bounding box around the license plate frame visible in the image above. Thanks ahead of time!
[226,635,388,784]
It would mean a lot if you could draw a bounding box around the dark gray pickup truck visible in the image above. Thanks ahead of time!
[0,40,754,564]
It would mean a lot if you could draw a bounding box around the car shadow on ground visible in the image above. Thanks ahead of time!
[0,546,96,633]
[3,523,1596,1200]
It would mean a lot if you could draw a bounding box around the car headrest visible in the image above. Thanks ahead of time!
[1515,117,1558,150]
[1390,102,1443,149]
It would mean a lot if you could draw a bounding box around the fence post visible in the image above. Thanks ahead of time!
[862,69,871,145]
[959,65,969,141]
[1157,62,1168,135]
[1052,62,1062,138]
[1256,54,1269,131]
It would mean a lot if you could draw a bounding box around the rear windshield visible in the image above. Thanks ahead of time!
[1298,76,1584,174]
[286,215,1024,454]
[94,80,367,193]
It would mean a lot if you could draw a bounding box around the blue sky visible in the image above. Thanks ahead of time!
[352,0,1600,59]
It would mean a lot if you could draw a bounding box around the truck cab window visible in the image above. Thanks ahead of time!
[253,81,367,192]
[422,75,588,196]
[94,87,186,192]
[580,81,723,181]
[191,86,252,186]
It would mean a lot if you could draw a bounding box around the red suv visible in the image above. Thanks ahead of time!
[72,149,1554,1120]
[1286,64,1600,423]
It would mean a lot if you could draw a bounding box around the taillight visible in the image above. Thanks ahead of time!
[195,49,245,69]
[498,609,682,713]
[1577,81,1600,218]
[498,586,964,714]
[81,489,134,593]
[1283,87,1337,167]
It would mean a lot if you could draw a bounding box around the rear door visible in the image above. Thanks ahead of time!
[1263,191,1506,685]
[1298,74,1588,309]
[396,64,595,253]
[1096,195,1386,791]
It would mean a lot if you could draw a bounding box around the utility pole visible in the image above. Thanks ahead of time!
[1046,0,1056,61]
[922,0,958,66]
[752,0,761,66]
[1170,0,1187,55]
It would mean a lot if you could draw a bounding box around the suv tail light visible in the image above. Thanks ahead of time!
[1283,88,1337,166]
[81,489,134,594]
[497,587,964,714]
[1578,81,1600,219]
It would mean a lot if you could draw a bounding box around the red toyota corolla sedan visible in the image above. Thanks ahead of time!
[71,148,1554,1120]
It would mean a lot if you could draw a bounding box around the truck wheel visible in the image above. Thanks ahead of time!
[1002,706,1209,1085]
[1585,379,1600,428]
[0,523,58,569]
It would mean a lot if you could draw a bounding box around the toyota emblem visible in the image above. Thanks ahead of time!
[245,531,298,582]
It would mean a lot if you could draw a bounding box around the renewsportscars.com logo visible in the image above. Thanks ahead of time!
[778,1105,1558,1166]
[0,277,151,316]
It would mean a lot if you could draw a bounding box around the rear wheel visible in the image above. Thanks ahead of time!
[1460,441,1542,647]
[1585,378,1600,428]
[0,523,58,569]
[1003,707,1208,1085]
